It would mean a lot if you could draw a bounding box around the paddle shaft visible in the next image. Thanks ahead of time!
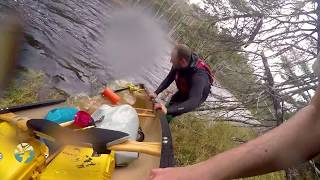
[59,120,74,127]
[108,140,161,156]
[114,87,129,93]
[135,108,154,112]
[0,112,30,131]
[0,99,66,114]
[113,83,141,93]
[138,113,156,118]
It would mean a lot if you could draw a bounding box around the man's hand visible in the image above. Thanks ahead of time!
[149,92,158,99]
[154,103,167,114]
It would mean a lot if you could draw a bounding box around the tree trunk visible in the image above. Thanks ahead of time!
[315,0,320,85]
[316,0,320,54]
[261,53,284,125]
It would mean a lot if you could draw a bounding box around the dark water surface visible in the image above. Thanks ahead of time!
[1,0,171,95]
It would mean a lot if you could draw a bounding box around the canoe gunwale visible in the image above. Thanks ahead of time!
[139,83,176,168]
[158,112,176,168]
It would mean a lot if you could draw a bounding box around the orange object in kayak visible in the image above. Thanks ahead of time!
[103,87,121,104]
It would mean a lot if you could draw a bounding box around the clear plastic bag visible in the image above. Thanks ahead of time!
[67,94,111,114]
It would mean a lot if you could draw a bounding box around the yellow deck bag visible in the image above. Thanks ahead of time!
[40,145,115,180]
[0,121,48,180]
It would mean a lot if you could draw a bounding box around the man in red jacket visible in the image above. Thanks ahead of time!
[150,44,214,121]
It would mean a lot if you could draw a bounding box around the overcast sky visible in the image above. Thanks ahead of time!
[189,0,203,5]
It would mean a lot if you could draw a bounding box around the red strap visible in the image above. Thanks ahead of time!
[195,59,215,84]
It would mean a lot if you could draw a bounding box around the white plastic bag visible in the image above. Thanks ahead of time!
[91,104,139,166]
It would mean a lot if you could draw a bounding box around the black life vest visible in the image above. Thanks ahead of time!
[175,58,215,95]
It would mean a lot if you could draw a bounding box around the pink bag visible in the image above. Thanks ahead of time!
[74,111,94,128]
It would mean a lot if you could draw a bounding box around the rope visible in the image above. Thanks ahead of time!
[127,83,144,93]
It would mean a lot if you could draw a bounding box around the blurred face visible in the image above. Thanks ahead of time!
[170,48,179,67]
[170,48,189,69]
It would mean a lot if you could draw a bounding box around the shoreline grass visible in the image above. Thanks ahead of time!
[171,114,286,180]
[0,69,67,108]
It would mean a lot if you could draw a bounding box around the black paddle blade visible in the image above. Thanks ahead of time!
[27,119,130,154]
[79,128,130,154]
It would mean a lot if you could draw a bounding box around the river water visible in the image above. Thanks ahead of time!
[1,0,172,95]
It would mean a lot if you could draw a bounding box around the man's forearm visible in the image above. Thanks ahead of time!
[167,96,201,116]
[193,103,320,179]
[155,68,175,94]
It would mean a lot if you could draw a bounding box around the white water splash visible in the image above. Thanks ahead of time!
[101,6,170,79]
